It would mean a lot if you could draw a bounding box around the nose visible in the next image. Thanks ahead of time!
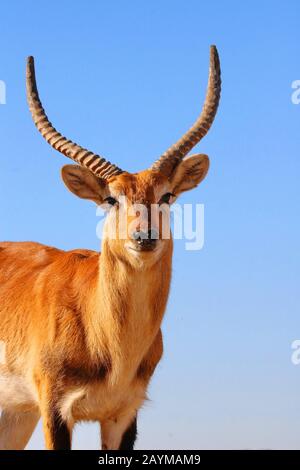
[132,229,159,249]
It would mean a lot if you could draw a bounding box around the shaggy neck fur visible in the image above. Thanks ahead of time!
[85,238,173,385]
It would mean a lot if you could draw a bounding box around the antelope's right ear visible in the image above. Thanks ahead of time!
[61,165,108,205]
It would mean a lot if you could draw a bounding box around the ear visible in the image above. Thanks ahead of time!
[61,165,107,205]
[170,154,210,195]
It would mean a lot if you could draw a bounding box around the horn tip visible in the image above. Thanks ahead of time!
[210,45,219,56]
[209,45,220,72]
[26,56,35,77]
[27,56,34,66]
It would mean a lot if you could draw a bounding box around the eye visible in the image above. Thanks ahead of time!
[159,192,175,205]
[104,196,118,206]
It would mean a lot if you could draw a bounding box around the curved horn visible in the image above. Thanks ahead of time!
[151,45,221,176]
[26,56,123,179]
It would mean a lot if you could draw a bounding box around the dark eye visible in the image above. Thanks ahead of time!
[104,196,118,206]
[159,193,174,205]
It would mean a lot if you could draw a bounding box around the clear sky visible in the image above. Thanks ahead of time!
[0,0,300,449]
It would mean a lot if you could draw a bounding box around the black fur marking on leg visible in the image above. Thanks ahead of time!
[119,417,137,450]
[50,408,71,450]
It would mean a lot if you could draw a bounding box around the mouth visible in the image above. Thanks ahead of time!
[127,245,158,253]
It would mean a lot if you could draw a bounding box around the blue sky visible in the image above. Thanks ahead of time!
[1,0,300,449]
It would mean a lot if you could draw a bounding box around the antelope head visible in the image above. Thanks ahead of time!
[26,46,221,267]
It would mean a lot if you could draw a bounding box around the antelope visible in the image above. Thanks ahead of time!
[0,46,221,450]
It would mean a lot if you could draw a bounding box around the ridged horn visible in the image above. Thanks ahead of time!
[26,56,124,179]
[151,45,221,176]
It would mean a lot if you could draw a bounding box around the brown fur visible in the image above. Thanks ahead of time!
[0,157,208,450]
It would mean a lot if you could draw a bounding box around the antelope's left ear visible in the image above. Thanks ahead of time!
[170,154,210,195]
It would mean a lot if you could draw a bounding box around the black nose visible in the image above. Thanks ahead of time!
[132,229,158,248]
